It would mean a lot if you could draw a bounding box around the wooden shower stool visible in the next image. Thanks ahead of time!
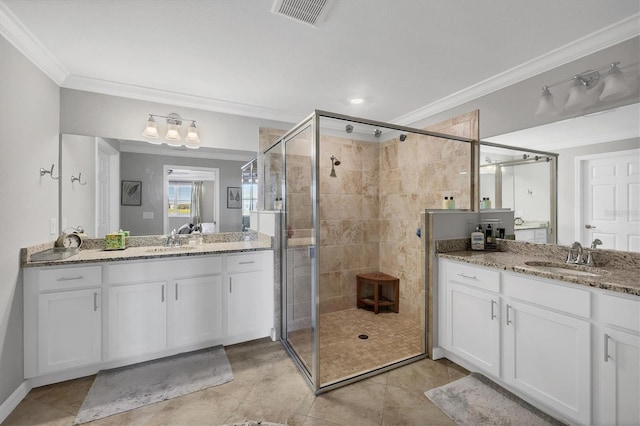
[356,272,399,314]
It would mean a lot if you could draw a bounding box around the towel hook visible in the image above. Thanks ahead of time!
[40,164,59,179]
[70,172,87,185]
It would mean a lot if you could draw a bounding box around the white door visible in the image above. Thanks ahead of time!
[169,275,224,347]
[227,271,270,337]
[598,326,640,426]
[580,149,640,251]
[446,282,500,376]
[96,139,119,237]
[108,282,167,360]
[38,289,101,374]
[504,300,591,425]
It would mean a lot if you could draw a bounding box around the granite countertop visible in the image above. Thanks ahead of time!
[438,250,640,296]
[23,239,273,268]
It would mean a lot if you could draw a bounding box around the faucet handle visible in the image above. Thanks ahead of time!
[584,250,595,266]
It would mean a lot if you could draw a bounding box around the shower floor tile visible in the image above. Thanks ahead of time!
[287,308,423,385]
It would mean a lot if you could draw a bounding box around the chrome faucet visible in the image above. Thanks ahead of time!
[591,238,603,249]
[165,229,180,247]
[566,241,583,264]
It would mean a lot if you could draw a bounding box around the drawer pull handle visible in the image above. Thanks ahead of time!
[238,261,255,265]
[604,333,610,362]
[93,292,98,311]
[457,273,477,280]
[506,304,513,325]
[490,299,497,320]
[229,277,233,293]
[57,275,83,281]
[175,283,179,301]
[161,285,165,303]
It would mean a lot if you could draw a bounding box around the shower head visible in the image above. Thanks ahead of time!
[330,155,340,177]
[345,124,353,133]
[399,134,407,142]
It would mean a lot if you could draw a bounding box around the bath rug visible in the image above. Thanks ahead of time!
[424,372,565,426]
[74,345,233,424]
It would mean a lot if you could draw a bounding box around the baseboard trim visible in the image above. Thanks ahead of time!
[0,381,31,423]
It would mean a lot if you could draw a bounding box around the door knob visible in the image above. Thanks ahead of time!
[585,224,596,229]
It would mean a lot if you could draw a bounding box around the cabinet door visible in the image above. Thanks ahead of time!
[38,289,101,374]
[504,300,591,425]
[227,271,272,337]
[170,275,224,348]
[108,281,167,360]
[598,327,640,426]
[446,282,500,376]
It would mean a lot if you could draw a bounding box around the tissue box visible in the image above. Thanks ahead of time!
[104,232,126,250]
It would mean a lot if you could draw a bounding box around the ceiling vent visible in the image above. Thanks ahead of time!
[272,0,333,28]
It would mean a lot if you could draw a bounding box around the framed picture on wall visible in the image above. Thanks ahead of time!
[121,180,142,206]
[227,187,242,209]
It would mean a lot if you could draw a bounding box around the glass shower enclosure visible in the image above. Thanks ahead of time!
[263,111,476,393]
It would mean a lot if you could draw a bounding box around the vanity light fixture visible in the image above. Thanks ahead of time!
[535,61,631,116]
[142,113,201,148]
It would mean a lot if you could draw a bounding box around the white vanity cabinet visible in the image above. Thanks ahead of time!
[437,258,640,425]
[24,265,102,378]
[592,293,640,426]
[502,273,591,425]
[25,249,274,384]
[106,255,224,361]
[226,251,274,343]
[442,261,501,376]
[169,275,224,348]
[107,281,168,360]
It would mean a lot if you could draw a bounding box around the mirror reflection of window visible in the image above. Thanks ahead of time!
[168,182,193,217]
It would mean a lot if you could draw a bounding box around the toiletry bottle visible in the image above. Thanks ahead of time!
[471,226,485,250]
[449,197,455,209]
[442,196,449,209]
[485,224,493,246]
[480,198,486,209]
[486,197,492,209]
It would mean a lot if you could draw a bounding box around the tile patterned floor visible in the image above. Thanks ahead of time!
[287,308,423,385]
[3,338,468,426]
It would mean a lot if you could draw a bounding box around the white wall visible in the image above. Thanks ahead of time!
[0,35,60,405]
[60,89,293,153]
[60,134,95,232]
[512,161,550,222]
[556,137,640,245]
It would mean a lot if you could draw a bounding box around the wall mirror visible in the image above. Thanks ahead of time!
[59,135,255,237]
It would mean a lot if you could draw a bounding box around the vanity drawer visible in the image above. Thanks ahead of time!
[38,265,102,291]
[445,260,500,293]
[504,272,590,318]
[600,293,640,332]
[227,252,266,273]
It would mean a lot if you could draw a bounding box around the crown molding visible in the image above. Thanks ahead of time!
[62,74,304,124]
[393,13,640,127]
[0,1,68,84]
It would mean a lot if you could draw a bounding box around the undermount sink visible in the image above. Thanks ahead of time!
[524,261,608,277]
[145,246,197,253]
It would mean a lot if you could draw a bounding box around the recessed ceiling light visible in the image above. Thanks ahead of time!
[350,98,364,105]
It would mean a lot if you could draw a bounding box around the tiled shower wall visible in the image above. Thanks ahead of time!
[259,110,478,324]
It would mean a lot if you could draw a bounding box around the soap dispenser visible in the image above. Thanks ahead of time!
[471,225,485,250]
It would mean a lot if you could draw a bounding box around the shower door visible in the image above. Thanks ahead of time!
[280,121,319,388]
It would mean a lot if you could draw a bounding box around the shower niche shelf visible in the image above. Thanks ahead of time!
[356,272,399,314]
